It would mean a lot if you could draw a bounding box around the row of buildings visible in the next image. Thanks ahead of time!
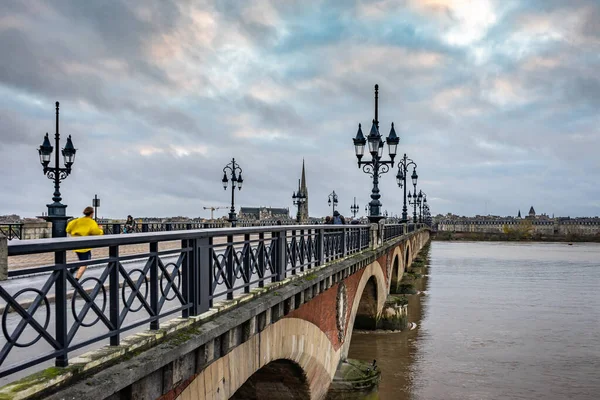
[434,207,600,236]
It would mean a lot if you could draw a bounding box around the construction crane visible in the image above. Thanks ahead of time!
[203,206,227,220]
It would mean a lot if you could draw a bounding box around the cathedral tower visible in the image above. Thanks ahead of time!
[298,160,309,222]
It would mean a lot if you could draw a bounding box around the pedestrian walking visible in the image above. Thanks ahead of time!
[332,210,346,225]
[66,206,104,280]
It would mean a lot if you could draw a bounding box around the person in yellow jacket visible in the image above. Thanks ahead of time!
[66,206,103,280]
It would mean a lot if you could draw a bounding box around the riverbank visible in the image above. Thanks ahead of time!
[432,231,600,242]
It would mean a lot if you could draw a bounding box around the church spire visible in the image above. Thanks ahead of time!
[300,158,307,192]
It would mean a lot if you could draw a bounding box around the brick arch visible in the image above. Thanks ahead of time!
[340,260,387,359]
[389,245,405,293]
[230,359,310,400]
[405,242,412,269]
[175,318,339,400]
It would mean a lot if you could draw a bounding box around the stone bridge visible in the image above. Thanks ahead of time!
[0,223,429,399]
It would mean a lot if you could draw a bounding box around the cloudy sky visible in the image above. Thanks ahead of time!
[1,0,599,220]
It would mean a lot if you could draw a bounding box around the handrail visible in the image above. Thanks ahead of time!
[0,223,426,379]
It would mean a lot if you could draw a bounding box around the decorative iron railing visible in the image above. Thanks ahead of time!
[0,223,421,379]
[0,224,23,241]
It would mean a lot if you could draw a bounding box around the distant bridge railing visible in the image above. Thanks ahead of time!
[0,223,425,379]
[102,221,228,234]
[0,224,23,241]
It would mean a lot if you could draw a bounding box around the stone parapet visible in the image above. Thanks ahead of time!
[21,222,52,240]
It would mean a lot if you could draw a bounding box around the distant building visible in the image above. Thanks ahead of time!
[239,207,290,221]
[435,206,600,237]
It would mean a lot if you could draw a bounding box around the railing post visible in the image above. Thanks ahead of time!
[182,239,196,317]
[299,228,305,272]
[258,232,265,287]
[165,223,172,232]
[226,235,234,299]
[186,223,192,230]
[291,229,297,275]
[198,237,212,312]
[142,223,148,233]
[109,245,120,345]
[243,233,251,293]
[113,223,121,235]
[341,227,347,257]
[0,233,7,281]
[274,229,287,282]
[55,249,68,367]
[316,227,325,266]
[150,242,159,330]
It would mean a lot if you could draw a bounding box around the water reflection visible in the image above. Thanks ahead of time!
[348,263,430,400]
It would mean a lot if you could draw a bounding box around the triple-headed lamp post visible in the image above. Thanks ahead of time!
[221,158,243,227]
[407,188,422,223]
[395,154,418,223]
[292,180,307,223]
[37,102,77,238]
[350,197,360,218]
[353,84,399,223]
[418,191,427,223]
[328,191,338,213]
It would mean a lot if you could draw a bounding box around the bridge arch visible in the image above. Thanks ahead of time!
[405,242,412,269]
[176,318,338,400]
[340,260,387,359]
[231,359,310,400]
[389,246,405,293]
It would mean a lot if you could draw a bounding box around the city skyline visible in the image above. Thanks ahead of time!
[2,1,599,219]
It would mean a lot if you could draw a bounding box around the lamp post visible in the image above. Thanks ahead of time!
[395,154,418,223]
[350,197,360,218]
[292,180,307,223]
[37,102,77,238]
[418,191,427,223]
[221,158,243,227]
[407,188,422,223]
[353,84,399,223]
[328,190,338,214]
[92,194,100,222]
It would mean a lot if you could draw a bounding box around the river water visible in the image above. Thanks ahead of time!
[348,241,600,400]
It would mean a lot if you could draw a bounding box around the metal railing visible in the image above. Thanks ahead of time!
[0,224,23,241]
[102,222,228,235]
[0,223,420,379]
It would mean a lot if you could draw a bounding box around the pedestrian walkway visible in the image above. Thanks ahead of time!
[8,241,181,269]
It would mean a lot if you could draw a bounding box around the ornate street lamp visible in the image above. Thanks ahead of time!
[417,191,427,223]
[350,197,360,218]
[328,190,338,213]
[407,187,421,223]
[292,179,307,223]
[37,102,77,237]
[353,84,399,223]
[221,158,243,227]
[395,154,418,223]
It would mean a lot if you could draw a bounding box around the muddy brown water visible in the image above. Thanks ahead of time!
[348,241,600,400]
